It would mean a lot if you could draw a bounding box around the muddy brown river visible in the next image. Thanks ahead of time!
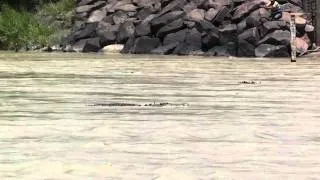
[0,52,320,179]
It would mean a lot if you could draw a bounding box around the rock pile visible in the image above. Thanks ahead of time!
[64,0,313,57]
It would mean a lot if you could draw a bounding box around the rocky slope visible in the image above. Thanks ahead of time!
[63,0,312,57]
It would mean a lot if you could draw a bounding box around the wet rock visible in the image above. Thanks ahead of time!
[238,27,260,45]
[67,22,98,43]
[117,21,135,43]
[72,37,101,52]
[151,43,179,55]
[259,21,288,37]
[212,6,231,25]
[258,30,291,46]
[237,38,255,57]
[156,19,185,38]
[205,42,236,56]
[232,0,266,22]
[159,0,187,16]
[163,29,188,46]
[219,24,237,44]
[202,31,219,49]
[150,11,185,30]
[246,8,270,28]
[255,44,289,57]
[131,36,160,54]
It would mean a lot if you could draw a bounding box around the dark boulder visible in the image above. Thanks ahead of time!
[173,28,202,55]
[96,22,119,46]
[255,44,289,57]
[121,37,135,54]
[156,19,185,38]
[238,27,260,45]
[151,43,179,55]
[67,22,98,44]
[163,29,188,46]
[246,8,270,28]
[219,24,237,44]
[205,42,236,56]
[196,20,218,33]
[72,37,101,52]
[280,3,303,13]
[131,36,160,54]
[258,30,291,46]
[117,21,135,43]
[150,11,185,30]
[185,28,202,47]
[259,21,288,37]
[159,0,187,16]
[232,0,266,22]
[133,0,161,12]
[212,6,231,25]
[173,43,204,55]
[202,31,219,49]
[237,38,255,57]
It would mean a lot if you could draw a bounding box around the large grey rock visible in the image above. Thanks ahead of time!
[150,11,185,30]
[238,27,260,45]
[255,44,289,57]
[232,0,266,22]
[156,19,185,38]
[67,22,98,43]
[259,21,288,37]
[163,29,188,46]
[258,30,291,46]
[96,22,119,45]
[131,36,160,54]
[219,24,237,44]
[151,43,179,55]
[117,21,135,43]
[205,42,236,56]
[202,31,219,49]
[72,37,101,52]
[133,0,161,12]
[237,38,255,57]
[159,0,187,16]
[246,8,270,28]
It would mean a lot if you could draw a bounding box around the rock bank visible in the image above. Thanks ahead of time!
[63,0,315,57]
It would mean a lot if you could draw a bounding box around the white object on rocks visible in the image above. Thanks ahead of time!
[100,44,124,54]
[305,24,314,32]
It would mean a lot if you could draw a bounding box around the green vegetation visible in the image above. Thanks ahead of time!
[0,0,75,51]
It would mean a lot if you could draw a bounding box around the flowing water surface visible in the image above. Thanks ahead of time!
[0,52,320,180]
